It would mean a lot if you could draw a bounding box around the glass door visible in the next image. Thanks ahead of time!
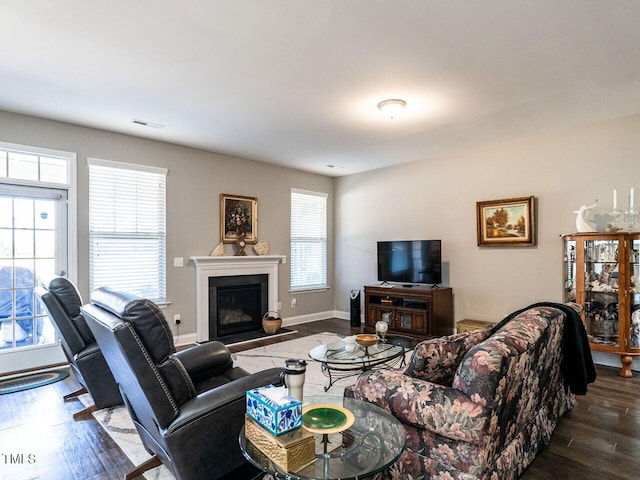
[583,238,620,348]
[0,185,68,372]
[563,238,576,302]
[630,238,640,350]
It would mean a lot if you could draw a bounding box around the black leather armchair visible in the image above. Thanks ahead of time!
[35,278,122,418]
[82,287,282,480]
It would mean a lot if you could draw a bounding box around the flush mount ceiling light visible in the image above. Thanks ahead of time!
[377,99,406,119]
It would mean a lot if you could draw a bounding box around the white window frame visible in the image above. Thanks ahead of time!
[290,188,328,292]
[88,158,167,303]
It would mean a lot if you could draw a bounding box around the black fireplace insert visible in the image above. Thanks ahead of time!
[208,274,268,338]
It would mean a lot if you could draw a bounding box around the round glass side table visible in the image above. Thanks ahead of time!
[240,395,406,480]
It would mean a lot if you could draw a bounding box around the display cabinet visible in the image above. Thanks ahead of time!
[562,232,640,377]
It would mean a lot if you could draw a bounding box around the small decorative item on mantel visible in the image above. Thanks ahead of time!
[254,240,269,256]
[210,243,225,256]
[234,231,247,256]
[262,311,283,334]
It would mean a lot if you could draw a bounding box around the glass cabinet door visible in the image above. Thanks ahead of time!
[583,239,620,347]
[563,239,576,302]
[630,238,640,350]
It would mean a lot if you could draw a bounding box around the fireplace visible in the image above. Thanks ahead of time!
[209,274,268,338]
[190,255,286,342]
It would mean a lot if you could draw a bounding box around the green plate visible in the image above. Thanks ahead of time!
[302,407,347,429]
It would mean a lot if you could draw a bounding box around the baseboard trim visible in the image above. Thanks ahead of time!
[174,332,197,347]
[591,351,640,372]
[283,310,363,327]
[282,310,342,326]
[333,310,350,321]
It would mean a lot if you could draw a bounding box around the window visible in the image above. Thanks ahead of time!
[88,158,167,302]
[290,189,327,291]
[0,142,71,185]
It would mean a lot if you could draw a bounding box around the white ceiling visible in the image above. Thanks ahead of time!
[2,1,639,176]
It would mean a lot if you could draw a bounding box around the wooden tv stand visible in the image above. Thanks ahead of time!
[364,284,454,337]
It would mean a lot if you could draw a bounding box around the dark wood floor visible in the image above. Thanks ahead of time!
[0,318,638,480]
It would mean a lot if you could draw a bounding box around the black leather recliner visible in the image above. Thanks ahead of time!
[35,278,122,418]
[82,287,282,480]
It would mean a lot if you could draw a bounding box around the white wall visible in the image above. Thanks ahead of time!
[334,114,640,370]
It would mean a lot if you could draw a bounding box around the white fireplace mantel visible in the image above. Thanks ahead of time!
[190,255,286,342]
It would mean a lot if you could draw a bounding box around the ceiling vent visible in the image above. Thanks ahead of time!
[132,119,165,129]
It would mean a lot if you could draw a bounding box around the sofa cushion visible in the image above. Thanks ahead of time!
[350,368,490,445]
[452,311,550,408]
[405,328,493,385]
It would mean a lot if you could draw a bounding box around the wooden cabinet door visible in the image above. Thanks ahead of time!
[367,304,393,329]
[395,308,427,334]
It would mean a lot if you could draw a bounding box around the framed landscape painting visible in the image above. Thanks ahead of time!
[476,196,536,247]
[220,194,258,244]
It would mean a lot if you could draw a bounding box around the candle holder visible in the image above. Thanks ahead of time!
[624,208,638,230]
[609,209,622,229]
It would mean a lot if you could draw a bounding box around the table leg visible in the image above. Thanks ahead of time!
[322,434,330,478]
[321,362,334,391]
[400,346,407,367]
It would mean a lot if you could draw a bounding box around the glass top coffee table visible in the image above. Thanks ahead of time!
[308,335,418,391]
[240,395,406,480]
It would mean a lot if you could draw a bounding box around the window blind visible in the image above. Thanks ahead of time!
[290,189,327,290]
[88,158,167,302]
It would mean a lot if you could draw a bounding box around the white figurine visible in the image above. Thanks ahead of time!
[210,243,225,256]
[253,240,269,256]
[574,200,598,232]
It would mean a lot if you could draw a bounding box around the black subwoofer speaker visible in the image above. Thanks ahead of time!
[350,290,361,327]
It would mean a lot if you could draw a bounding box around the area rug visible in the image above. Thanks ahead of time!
[0,369,69,394]
[232,331,349,397]
[88,332,394,479]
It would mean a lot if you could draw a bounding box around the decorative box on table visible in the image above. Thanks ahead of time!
[245,415,315,471]
[246,385,302,435]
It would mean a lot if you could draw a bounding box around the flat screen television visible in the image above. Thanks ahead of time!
[377,240,442,285]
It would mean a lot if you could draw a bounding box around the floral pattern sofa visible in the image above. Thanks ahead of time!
[345,304,590,480]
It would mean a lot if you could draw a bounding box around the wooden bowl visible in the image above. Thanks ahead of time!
[355,334,379,348]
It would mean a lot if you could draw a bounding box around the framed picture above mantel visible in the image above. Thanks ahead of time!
[476,196,536,247]
[220,194,258,244]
